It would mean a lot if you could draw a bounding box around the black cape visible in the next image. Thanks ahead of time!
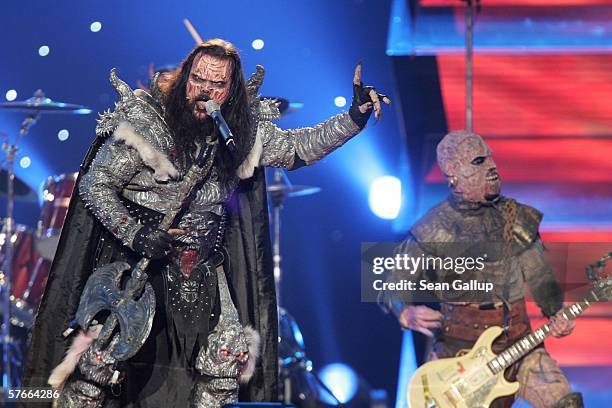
[21,135,278,405]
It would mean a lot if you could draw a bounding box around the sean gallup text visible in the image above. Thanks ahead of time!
[373,279,494,293]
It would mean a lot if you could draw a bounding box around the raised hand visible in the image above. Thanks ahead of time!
[349,62,391,128]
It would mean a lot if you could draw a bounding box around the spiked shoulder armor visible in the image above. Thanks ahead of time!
[95,69,175,154]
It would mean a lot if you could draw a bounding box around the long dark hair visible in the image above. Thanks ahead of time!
[161,39,252,180]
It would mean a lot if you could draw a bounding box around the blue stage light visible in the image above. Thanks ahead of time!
[319,363,359,404]
[38,45,50,57]
[90,21,102,33]
[395,331,418,408]
[19,156,31,169]
[368,176,401,220]
[252,39,264,50]
[5,90,17,101]
[58,129,69,141]
[334,96,347,107]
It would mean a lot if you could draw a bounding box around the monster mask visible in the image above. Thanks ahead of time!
[186,53,233,121]
[436,130,501,203]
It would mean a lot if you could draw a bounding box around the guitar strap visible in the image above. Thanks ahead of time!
[500,198,519,335]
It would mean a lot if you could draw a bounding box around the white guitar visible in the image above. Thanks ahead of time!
[407,254,612,408]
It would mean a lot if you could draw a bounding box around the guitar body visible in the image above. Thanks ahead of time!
[407,326,520,408]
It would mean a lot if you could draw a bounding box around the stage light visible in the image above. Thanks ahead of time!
[38,45,50,57]
[319,363,359,404]
[334,96,347,107]
[90,21,102,33]
[252,39,264,50]
[20,157,31,169]
[5,90,17,101]
[368,176,401,219]
[58,129,69,141]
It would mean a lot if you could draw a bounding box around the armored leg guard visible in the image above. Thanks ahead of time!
[55,333,122,407]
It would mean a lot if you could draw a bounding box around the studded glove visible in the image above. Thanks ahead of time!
[132,225,173,259]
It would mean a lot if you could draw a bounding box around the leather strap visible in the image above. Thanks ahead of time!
[440,300,530,343]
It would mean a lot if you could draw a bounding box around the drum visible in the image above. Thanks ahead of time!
[278,307,307,365]
[36,172,78,260]
[0,224,50,329]
[278,308,326,406]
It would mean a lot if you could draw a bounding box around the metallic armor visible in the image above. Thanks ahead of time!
[59,67,362,406]
[190,267,250,407]
[79,73,360,247]
[56,334,122,408]
[258,112,360,168]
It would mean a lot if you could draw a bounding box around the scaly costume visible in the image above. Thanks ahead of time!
[22,58,364,407]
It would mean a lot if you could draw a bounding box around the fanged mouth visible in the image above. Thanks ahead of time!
[486,173,499,182]
[208,377,239,392]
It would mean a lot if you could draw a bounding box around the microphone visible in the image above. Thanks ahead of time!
[204,100,236,152]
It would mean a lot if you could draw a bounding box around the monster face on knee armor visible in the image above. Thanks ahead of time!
[189,266,260,408]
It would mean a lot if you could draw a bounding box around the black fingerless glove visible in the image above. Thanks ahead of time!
[349,84,375,129]
[132,225,173,259]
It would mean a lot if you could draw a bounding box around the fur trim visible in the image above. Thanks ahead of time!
[113,121,179,182]
[240,326,261,383]
[236,129,263,180]
[48,325,102,390]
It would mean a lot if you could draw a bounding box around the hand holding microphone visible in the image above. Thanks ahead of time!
[204,100,236,153]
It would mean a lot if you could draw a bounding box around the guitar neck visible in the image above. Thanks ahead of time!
[486,289,600,375]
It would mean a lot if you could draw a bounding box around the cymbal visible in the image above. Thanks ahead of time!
[0,169,37,202]
[0,296,35,329]
[0,90,92,114]
[266,184,321,198]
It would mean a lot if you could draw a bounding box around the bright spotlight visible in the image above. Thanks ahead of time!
[38,45,50,57]
[369,176,401,219]
[334,96,347,107]
[90,21,102,33]
[20,156,31,169]
[5,90,17,101]
[58,129,70,141]
[252,39,264,50]
[319,363,359,404]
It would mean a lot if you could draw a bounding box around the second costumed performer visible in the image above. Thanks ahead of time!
[380,131,583,408]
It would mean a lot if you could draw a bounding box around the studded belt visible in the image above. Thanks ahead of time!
[440,299,530,343]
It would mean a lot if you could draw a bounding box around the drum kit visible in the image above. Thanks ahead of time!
[0,90,90,389]
[267,169,343,406]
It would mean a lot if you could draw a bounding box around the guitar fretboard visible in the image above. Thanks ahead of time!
[486,290,600,375]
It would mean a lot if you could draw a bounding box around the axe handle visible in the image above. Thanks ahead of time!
[156,143,215,232]
[128,144,216,292]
